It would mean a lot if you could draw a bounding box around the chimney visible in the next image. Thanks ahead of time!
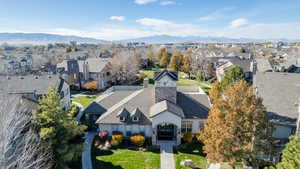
[143,78,149,88]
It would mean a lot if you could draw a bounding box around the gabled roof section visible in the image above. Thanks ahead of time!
[117,108,130,117]
[154,70,178,81]
[150,100,184,118]
[83,101,107,115]
[131,108,142,117]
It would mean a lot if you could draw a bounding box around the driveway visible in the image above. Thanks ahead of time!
[82,131,97,169]
[158,141,176,169]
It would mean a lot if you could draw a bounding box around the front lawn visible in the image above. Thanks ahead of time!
[73,95,97,108]
[93,147,160,169]
[174,143,208,169]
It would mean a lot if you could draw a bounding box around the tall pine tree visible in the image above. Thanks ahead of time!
[32,88,87,169]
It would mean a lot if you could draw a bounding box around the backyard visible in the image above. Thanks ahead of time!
[72,95,97,108]
[141,69,212,94]
[93,146,160,169]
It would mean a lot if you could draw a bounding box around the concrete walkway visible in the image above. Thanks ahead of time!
[158,141,176,169]
[73,101,85,124]
[82,131,97,169]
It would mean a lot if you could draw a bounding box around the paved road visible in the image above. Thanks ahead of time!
[158,141,176,169]
[82,131,97,169]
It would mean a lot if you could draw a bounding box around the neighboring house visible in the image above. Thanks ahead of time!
[57,58,112,90]
[216,56,254,82]
[0,74,71,110]
[57,59,81,88]
[84,70,210,145]
[254,72,300,159]
[78,58,112,90]
[285,64,300,73]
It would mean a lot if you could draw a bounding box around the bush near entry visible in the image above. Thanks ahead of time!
[111,132,123,146]
[130,134,146,147]
[183,132,193,143]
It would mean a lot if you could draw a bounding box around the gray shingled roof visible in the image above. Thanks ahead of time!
[83,58,109,73]
[254,72,300,122]
[95,86,210,125]
[0,74,63,94]
[150,100,184,118]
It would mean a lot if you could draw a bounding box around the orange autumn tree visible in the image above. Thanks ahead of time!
[200,80,269,167]
[83,81,97,90]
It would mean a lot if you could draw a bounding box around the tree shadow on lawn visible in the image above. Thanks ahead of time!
[93,148,123,169]
[174,142,206,156]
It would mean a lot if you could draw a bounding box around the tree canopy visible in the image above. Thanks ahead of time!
[200,80,268,167]
[275,134,300,169]
[32,88,87,169]
[221,66,245,90]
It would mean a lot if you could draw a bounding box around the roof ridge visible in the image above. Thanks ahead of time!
[96,89,145,123]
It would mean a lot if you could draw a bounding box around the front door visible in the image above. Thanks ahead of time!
[157,123,175,140]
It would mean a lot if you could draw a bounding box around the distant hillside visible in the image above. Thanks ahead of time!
[0,33,107,45]
[121,35,299,44]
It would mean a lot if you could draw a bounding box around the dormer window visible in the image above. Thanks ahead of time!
[120,116,126,122]
[132,116,139,122]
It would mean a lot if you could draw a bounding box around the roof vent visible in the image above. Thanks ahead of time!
[7,76,11,80]
[48,75,51,79]
[20,76,24,79]
[35,76,39,79]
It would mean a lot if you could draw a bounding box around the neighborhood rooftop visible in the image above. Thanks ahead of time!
[0,74,64,94]
[254,72,300,122]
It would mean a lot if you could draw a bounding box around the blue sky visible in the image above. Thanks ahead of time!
[0,0,300,40]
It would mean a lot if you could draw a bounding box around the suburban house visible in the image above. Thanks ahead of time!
[83,70,210,145]
[57,58,112,90]
[216,56,254,82]
[57,59,81,88]
[78,58,112,90]
[254,72,300,160]
[0,74,71,109]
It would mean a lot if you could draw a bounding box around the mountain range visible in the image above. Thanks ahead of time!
[0,33,107,45]
[0,33,298,45]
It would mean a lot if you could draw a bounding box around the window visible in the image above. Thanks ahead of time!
[132,116,139,122]
[181,121,193,133]
[199,121,204,130]
[120,116,125,122]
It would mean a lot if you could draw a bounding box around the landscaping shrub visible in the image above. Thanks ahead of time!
[98,130,109,143]
[111,132,123,146]
[130,134,145,147]
[183,132,193,143]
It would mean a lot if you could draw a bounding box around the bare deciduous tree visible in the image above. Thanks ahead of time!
[109,50,140,85]
[0,94,54,169]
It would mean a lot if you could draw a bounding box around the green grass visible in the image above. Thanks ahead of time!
[73,95,97,108]
[93,147,160,169]
[174,143,208,169]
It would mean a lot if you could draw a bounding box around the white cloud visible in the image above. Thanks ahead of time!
[109,16,125,21]
[136,18,208,36]
[198,7,235,21]
[229,18,250,28]
[134,0,157,5]
[160,1,176,6]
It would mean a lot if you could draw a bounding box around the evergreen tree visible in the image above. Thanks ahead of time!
[32,88,87,169]
[275,134,300,169]
[200,80,268,167]
[221,66,245,90]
